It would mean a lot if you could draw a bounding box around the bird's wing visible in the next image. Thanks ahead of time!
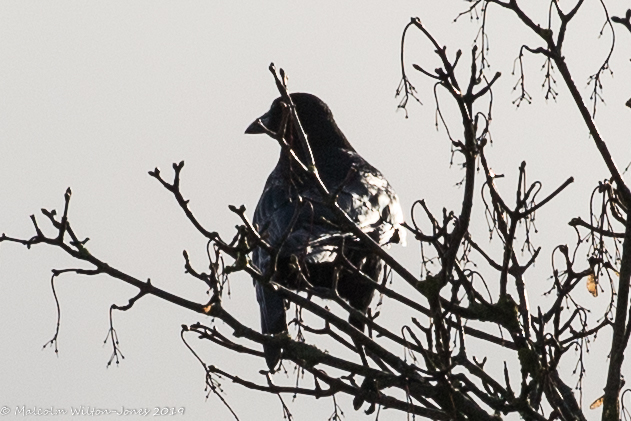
[334,151,406,248]
[253,153,404,267]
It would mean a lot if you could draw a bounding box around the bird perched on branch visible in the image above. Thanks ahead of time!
[245,93,405,370]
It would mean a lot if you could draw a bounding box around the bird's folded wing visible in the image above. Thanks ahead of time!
[335,161,406,247]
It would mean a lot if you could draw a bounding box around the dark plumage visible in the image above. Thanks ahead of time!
[245,93,405,370]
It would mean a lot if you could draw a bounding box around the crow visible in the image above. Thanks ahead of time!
[245,93,405,370]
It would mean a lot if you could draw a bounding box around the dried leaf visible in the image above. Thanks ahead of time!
[587,272,598,297]
[590,395,604,409]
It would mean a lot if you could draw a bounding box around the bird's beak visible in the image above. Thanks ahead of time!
[245,111,271,134]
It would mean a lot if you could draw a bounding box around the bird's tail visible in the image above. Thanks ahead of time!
[256,282,287,370]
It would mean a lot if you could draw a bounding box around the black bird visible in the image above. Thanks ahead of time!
[245,93,405,370]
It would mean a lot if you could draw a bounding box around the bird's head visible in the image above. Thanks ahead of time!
[245,93,353,152]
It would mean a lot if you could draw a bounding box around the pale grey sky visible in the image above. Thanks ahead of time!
[1,1,630,420]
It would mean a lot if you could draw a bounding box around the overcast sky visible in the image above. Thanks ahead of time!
[1,1,630,420]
